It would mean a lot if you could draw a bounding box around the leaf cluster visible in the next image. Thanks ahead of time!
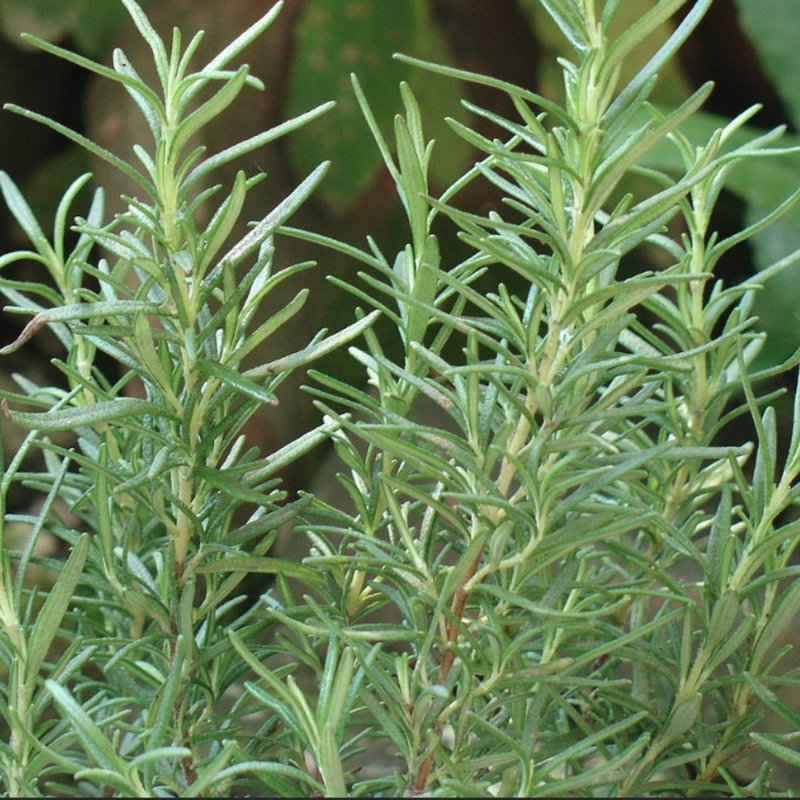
[1,0,800,797]
[0,1,368,795]
[275,0,800,795]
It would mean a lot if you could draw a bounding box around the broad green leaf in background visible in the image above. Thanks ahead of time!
[0,0,77,46]
[0,0,152,56]
[285,0,470,212]
[285,0,420,212]
[746,212,800,364]
[735,0,800,131]
[732,0,800,362]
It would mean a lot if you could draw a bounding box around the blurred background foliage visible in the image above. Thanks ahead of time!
[2,0,800,494]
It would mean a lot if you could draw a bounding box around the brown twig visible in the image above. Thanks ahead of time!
[409,547,485,795]
[169,612,199,791]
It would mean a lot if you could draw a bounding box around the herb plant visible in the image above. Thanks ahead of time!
[2,0,800,796]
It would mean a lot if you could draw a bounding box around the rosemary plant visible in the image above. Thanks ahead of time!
[0,0,371,794]
[2,0,800,796]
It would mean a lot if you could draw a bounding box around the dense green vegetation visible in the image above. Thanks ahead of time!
[1,1,800,796]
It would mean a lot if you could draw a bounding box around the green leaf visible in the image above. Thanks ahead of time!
[560,271,698,331]
[396,53,575,130]
[0,171,51,256]
[198,169,248,272]
[350,73,401,189]
[749,580,800,670]
[319,722,347,797]
[144,645,185,751]
[186,101,335,190]
[127,746,193,772]
[4,104,156,200]
[226,288,310,367]
[604,0,713,125]
[659,693,702,750]
[539,711,650,780]
[131,311,180,407]
[45,680,132,778]
[704,590,740,651]
[194,554,323,588]
[189,460,274,508]
[535,0,587,52]
[9,453,70,609]
[171,66,250,160]
[750,732,800,769]
[631,106,800,364]
[213,759,325,796]
[744,672,800,730]
[318,645,356,735]
[194,359,278,405]
[703,614,754,677]
[752,405,777,514]
[70,769,145,797]
[4,397,176,431]
[244,309,379,378]
[394,90,429,246]
[603,0,685,74]
[91,443,116,582]
[242,672,319,751]
[588,82,715,218]
[223,495,312,547]
[24,533,89,689]
[197,0,285,83]
[112,47,164,140]
[240,415,342,486]
[705,486,733,593]
[536,733,651,797]
[120,0,168,80]
[219,162,329,269]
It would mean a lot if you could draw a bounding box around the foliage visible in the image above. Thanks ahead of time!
[4,0,800,365]
[0,1,370,794]
[1,0,800,796]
